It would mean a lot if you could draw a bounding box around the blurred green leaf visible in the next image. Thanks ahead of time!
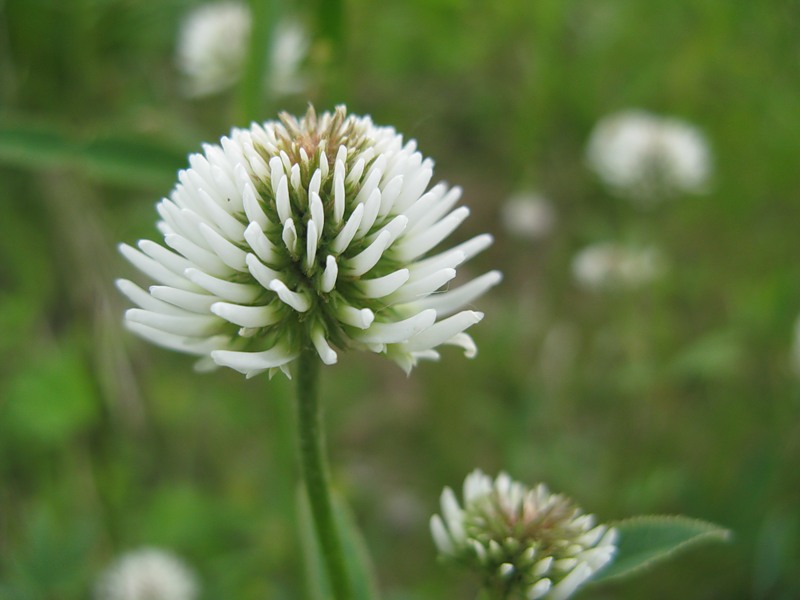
[0,509,95,598]
[2,342,99,446]
[297,486,380,600]
[594,515,731,583]
[0,117,186,188]
[669,330,745,382]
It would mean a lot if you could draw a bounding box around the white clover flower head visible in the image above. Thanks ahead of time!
[571,242,664,291]
[94,548,198,600]
[176,3,308,98]
[586,109,711,204]
[501,192,556,241]
[117,106,501,378]
[176,2,252,97]
[430,470,617,600]
[269,20,309,95]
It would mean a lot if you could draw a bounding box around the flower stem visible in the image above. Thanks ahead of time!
[295,348,352,599]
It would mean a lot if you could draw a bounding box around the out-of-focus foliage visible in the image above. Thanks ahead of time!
[1,0,798,598]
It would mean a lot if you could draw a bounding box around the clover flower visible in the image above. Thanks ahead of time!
[431,471,617,600]
[176,2,307,97]
[501,192,556,241]
[117,106,501,377]
[571,242,663,291]
[586,109,711,204]
[95,548,198,600]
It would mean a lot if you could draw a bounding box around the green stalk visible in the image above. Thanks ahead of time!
[237,0,276,124]
[295,348,352,599]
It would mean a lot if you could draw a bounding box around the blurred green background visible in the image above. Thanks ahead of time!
[1,0,799,598]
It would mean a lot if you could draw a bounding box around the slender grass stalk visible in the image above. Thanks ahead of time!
[237,0,276,124]
[295,348,352,600]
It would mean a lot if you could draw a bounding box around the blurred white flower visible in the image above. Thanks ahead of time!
[586,109,711,204]
[501,192,556,241]
[572,242,664,291]
[118,106,501,378]
[431,470,617,600]
[176,2,308,97]
[95,548,197,600]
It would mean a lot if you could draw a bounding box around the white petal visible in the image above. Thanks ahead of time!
[414,270,502,316]
[198,223,248,271]
[343,230,391,277]
[309,171,322,206]
[321,255,338,293]
[276,175,292,223]
[150,286,218,314]
[547,562,593,600]
[211,302,281,328]
[245,253,281,289]
[377,174,403,217]
[355,309,436,344]
[442,332,477,358]
[389,268,456,304]
[355,188,382,239]
[527,578,552,600]
[533,557,553,577]
[242,184,269,230]
[138,239,193,276]
[185,267,260,303]
[309,191,324,241]
[408,186,462,234]
[306,220,318,269]
[116,279,183,315]
[357,269,410,298]
[244,222,280,264]
[330,203,364,254]
[119,243,197,291]
[402,311,483,353]
[337,305,375,329]
[333,153,346,224]
[282,218,298,254]
[393,206,470,262]
[211,346,297,378]
[430,515,454,555]
[165,233,230,277]
[393,160,433,213]
[196,188,245,242]
[125,321,227,356]
[311,327,338,365]
[409,250,465,279]
[440,487,466,544]
[367,215,407,246]
[401,183,448,230]
[269,279,310,312]
[126,308,221,337]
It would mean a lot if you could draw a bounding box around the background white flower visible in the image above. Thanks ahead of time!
[501,191,556,241]
[586,109,712,204]
[94,548,198,600]
[176,2,307,97]
[571,242,664,291]
[431,470,617,600]
[117,106,501,378]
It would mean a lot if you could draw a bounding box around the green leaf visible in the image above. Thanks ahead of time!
[0,117,186,189]
[593,515,732,583]
[1,342,99,446]
[297,486,381,600]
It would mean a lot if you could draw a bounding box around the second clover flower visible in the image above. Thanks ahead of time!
[431,470,618,600]
[118,106,501,378]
